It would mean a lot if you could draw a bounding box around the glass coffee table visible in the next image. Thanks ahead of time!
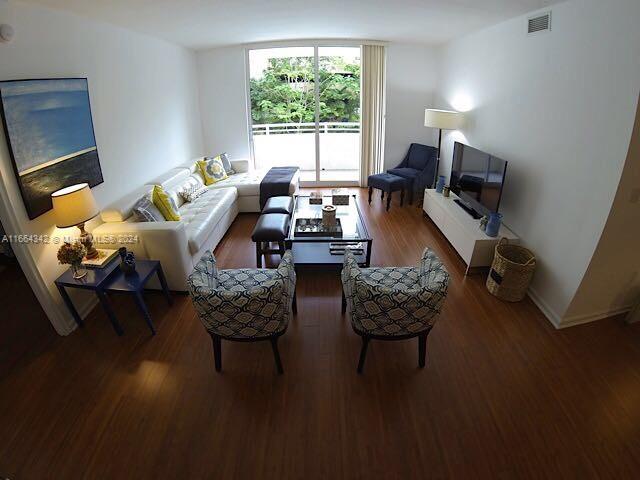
[285,195,372,267]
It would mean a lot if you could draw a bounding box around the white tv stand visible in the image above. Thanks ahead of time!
[422,189,518,274]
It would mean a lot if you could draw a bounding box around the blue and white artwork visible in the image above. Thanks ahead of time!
[0,78,103,219]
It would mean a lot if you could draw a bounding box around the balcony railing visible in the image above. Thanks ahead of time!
[252,122,360,181]
[252,122,360,135]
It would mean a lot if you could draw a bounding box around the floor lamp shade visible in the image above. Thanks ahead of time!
[51,183,99,229]
[424,109,464,130]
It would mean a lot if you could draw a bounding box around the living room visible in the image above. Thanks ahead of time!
[1,0,639,477]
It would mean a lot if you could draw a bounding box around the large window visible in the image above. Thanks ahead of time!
[248,46,361,184]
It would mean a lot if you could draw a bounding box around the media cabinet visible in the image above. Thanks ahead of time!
[422,189,519,274]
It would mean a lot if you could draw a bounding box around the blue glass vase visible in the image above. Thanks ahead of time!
[485,212,503,237]
[435,175,446,193]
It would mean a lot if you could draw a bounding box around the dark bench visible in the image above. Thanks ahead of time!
[367,173,407,211]
[251,197,294,267]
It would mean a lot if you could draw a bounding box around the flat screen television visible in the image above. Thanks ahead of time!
[449,142,507,219]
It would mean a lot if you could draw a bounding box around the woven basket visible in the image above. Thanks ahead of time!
[486,238,536,302]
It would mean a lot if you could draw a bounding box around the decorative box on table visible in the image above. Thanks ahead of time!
[331,189,349,205]
[309,191,323,205]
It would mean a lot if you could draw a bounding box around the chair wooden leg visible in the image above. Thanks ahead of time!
[292,288,298,314]
[255,242,262,268]
[270,336,284,374]
[278,241,286,258]
[211,334,222,372]
[386,191,392,211]
[341,289,346,314]
[368,186,373,204]
[418,332,428,368]
[400,189,405,207]
[381,189,384,200]
[357,336,370,374]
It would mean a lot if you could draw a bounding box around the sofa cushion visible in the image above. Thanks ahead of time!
[147,168,194,207]
[206,153,235,175]
[197,157,228,185]
[132,195,163,222]
[206,169,269,196]
[180,187,238,254]
[152,185,181,221]
[388,167,420,180]
[179,184,208,203]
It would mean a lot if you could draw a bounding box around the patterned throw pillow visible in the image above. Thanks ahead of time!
[179,184,208,203]
[151,184,181,221]
[197,157,228,185]
[132,195,163,222]
[219,153,235,175]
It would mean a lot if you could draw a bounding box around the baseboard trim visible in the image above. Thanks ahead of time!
[559,305,633,328]
[527,287,562,328]
[527,287,632,329]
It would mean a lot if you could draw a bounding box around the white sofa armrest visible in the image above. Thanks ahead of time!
[230,158,250,173]
[92,221,192,291]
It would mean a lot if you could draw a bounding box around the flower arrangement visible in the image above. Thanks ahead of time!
[57,241,86,266]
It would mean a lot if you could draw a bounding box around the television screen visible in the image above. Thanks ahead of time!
[450,142,507,217]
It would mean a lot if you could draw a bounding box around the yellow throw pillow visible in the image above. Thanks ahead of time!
[151,185,181,221]
[197,156,228,186]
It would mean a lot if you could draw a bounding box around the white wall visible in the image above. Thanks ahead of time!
[383,43,439,170]
[0,2,203,334]
[564,95,640,325]
[196,43,440,169]
[197,46,251,160]
[436,0,640,326]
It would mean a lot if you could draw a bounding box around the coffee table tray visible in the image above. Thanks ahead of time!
[294,218,343,237]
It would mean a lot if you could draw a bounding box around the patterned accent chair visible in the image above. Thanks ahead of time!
[341,249,449,373]
[188,250,297,374]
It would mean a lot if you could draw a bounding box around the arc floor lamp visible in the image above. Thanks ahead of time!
[424,108,464,186]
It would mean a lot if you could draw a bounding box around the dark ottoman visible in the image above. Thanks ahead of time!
[251,213,290,267]
[367,173,407,211]
[262,196,294,215]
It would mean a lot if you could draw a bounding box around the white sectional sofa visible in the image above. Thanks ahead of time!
[92,158,299,291]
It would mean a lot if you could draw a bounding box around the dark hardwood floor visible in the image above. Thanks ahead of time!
[2,188,640,479]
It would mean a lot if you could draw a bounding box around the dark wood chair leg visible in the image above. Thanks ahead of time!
[418,332,428,368]
[292,288,297,314]
[357,336,370,374]
[400,189,405,207]
[270,336,284,374]
[368,186,373,204]
[341,289,347,314]
[255,242,262,268]
[211,334,222,372]
[386,191,392,211]
[278,241,286,258]
[381,189,384,200]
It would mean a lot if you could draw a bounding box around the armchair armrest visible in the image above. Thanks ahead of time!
[341,251,362,305]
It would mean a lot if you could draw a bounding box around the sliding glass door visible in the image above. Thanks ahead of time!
[248,45,361,185]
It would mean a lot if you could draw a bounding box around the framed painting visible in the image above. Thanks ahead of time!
[0,78,103,219]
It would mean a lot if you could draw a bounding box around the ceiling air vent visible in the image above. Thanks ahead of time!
[528,12,551,34]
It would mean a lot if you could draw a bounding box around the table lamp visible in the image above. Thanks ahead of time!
[51,183,100,259]
[424,108,464,186]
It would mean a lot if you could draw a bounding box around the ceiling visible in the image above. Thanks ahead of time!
[21,0,562,50]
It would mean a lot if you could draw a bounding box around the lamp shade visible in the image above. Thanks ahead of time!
[51,183,99,228]
[424,109,464,130]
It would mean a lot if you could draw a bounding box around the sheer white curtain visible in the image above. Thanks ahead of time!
[359,45,387,187]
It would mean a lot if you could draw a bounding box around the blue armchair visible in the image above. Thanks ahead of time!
[387,143,438,204]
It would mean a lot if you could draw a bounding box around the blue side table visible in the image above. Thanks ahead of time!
[55,259,172,336]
